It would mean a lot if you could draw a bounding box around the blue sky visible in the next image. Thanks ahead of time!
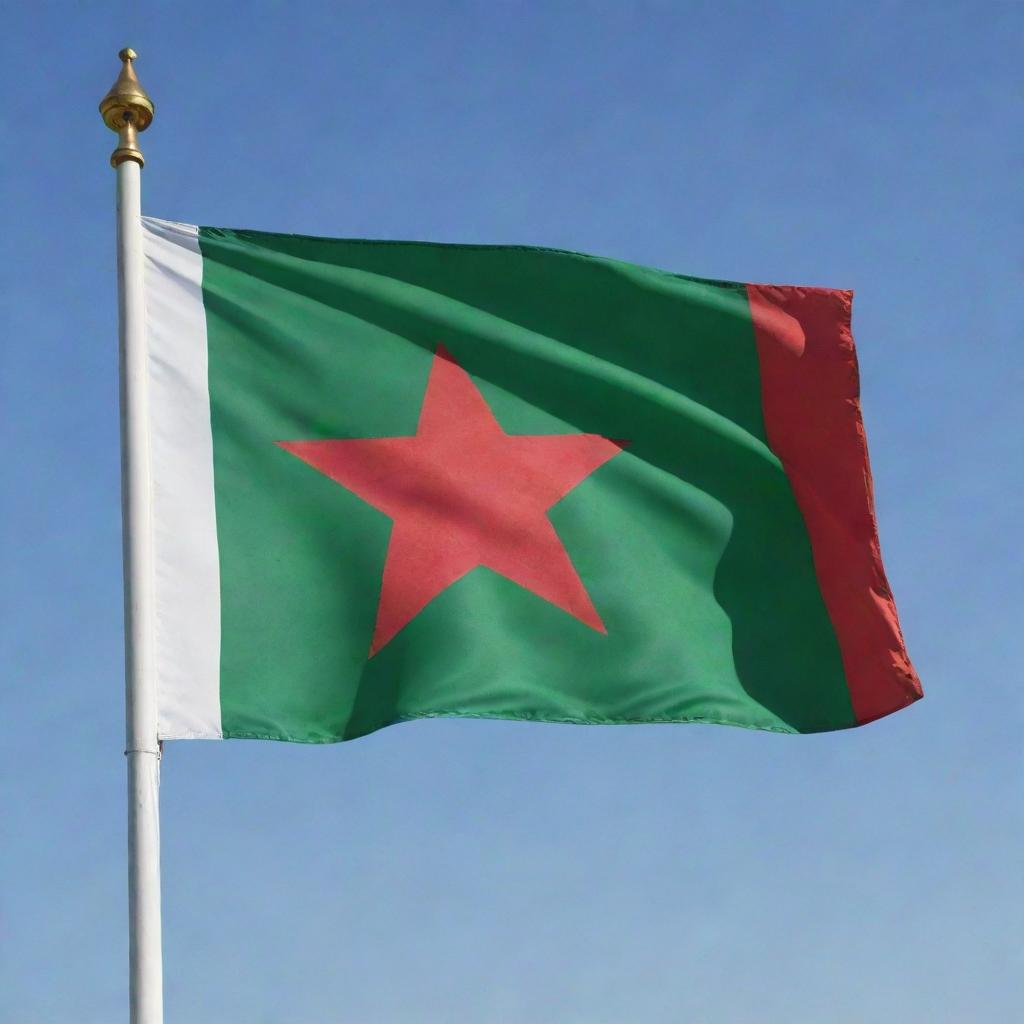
[2,2,1022,1021]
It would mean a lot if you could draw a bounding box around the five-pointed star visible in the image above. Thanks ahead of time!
[278,345,624,655]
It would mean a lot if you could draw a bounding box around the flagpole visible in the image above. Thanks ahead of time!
[100,49,163,1024]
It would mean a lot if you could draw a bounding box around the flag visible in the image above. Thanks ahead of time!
[141,217,921,742]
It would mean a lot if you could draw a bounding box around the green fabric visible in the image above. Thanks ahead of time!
[199,228,854,740]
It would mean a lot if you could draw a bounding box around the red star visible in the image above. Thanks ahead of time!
[278,345,624,656]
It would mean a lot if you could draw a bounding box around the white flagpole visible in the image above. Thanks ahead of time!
[100,49,163,1024]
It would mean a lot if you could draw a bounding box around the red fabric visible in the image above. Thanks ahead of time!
[747,285,922,725]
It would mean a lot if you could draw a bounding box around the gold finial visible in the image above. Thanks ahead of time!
[99,48,155,168]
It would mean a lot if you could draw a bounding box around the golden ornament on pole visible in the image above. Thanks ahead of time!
[99,48,155,168]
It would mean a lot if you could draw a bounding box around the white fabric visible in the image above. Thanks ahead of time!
[142,217,222,739]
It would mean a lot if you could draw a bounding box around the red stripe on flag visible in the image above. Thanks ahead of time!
[747,284,922,725]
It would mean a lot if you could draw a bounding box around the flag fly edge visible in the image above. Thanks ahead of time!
[142,217,223,739]
[746,284,922,725]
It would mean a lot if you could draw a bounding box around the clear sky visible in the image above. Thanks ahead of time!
[2,3,1022,1021]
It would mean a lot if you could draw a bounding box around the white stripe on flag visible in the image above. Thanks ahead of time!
[142,217,222,739]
